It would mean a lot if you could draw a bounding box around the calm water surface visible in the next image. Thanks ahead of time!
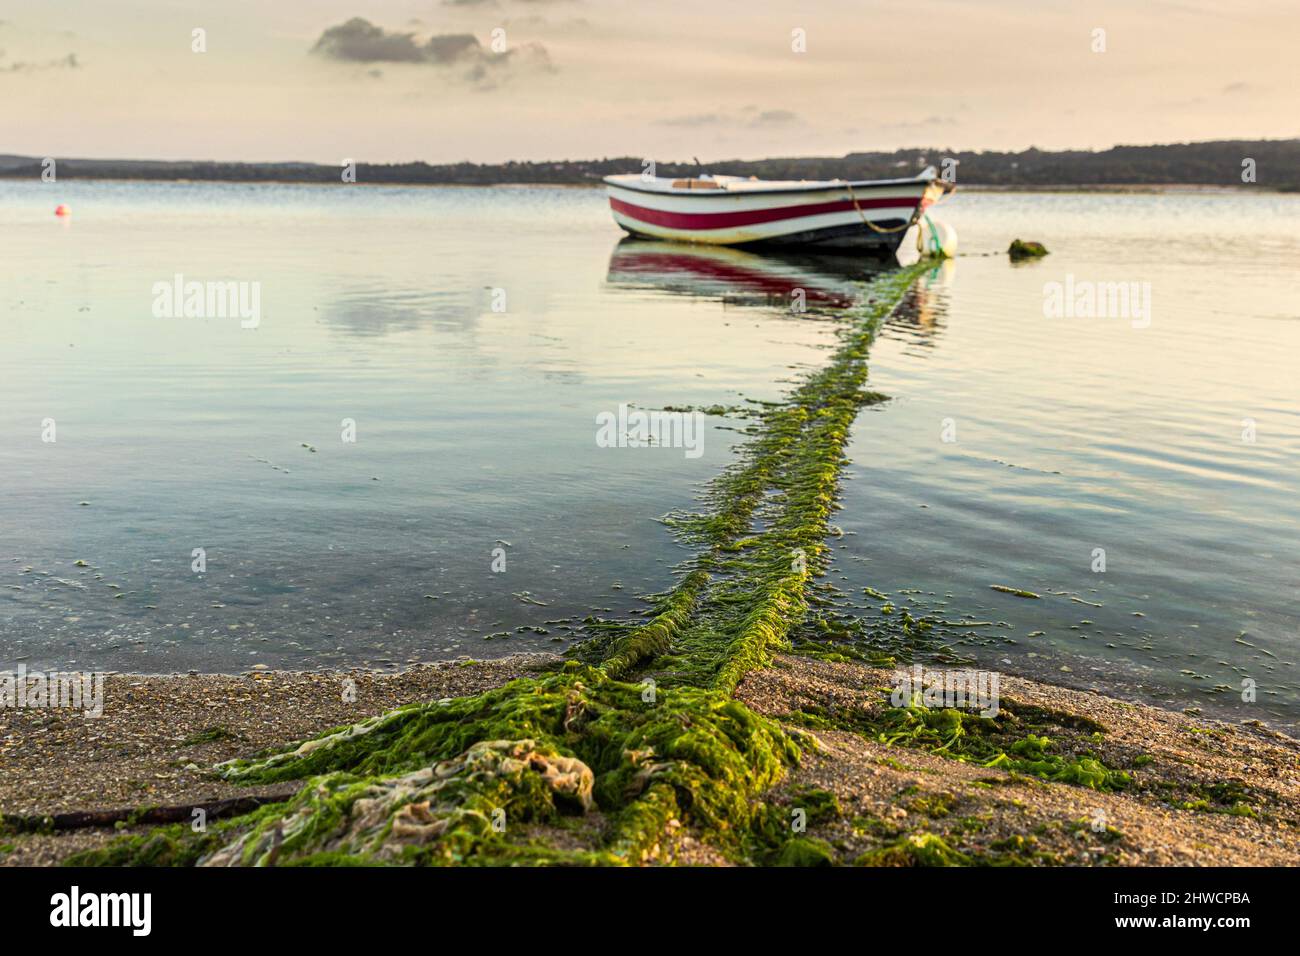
[2,182,1297,726]
[843,190,1300,727]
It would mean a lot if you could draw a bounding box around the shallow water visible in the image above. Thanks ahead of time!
[2,181,843,671]
[840,190,1300,728]
[2,182,1297,728]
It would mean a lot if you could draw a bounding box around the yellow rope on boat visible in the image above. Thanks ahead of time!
[844,181,916,234]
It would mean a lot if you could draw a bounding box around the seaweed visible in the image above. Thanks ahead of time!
[855,832,970,867]
[790,696,1130,792]
[1007,239,1049,261]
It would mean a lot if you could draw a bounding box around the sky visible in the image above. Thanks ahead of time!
[2,0,1297,164]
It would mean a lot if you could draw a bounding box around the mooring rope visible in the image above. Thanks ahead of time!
[920,213,943,256]
[844,181,915,234]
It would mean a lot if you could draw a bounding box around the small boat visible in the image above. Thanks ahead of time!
[604,166,953,256]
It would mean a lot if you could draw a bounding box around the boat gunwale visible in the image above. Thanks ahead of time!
[602,171,946,199]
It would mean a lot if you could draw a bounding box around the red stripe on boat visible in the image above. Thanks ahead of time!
[608,195,918,230]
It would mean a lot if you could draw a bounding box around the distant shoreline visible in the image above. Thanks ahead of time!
[1,176,1289,195]
[3,138,1297,191]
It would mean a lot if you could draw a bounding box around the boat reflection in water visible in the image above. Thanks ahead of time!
[889,255,952,350]
[605,237,950,342]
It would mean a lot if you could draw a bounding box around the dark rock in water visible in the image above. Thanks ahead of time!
[1008,239,1049,260]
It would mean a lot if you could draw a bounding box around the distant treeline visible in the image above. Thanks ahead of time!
[2,139,1295,189]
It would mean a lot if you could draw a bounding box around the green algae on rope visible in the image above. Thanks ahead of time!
[70,668,800,866]
[646,264,930,692]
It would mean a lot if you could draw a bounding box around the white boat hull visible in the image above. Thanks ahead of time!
[604,170,950,255]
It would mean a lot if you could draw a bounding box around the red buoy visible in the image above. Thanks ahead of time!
[54,204,71,217]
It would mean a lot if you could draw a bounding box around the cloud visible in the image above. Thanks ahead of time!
[3,52,80,73]
[311,17,553,87]
[313,18,438,63]
[425,34,482,64]
[656,108,801,129]
[656,112,724,128]
[879,115,956,132]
